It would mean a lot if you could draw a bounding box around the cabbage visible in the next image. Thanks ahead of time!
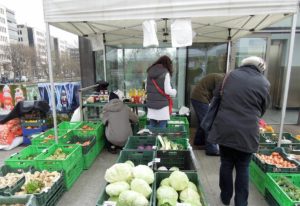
[125,160,135,167]
[108,196,118,202]
[188,182,198,192]
[118,190,149,206]
[132,165,154,184]
[131,178,152,198]
[157,186,178,206]
[105,181,130,197]
[160,178,170,187]
[169,167,179,171]
[169,171,189,191]
[158,166,168,171]
[179,188,202,206]
[104,163,133,183]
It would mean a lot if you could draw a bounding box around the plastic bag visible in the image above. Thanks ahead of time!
[171,19,193,47]
[143,20,159,47]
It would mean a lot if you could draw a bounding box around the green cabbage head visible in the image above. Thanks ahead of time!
[179,188,202,206]
[169,171,189,191]
[157,186,178,206]
[130,178,152,198]
[105,181,130,197]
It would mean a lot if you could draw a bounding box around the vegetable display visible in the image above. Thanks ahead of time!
[156,171,202,206]
[46,148,68,160]
[256,152,297,168]
[0,173,23,189]
[158,166,179,171]
[81,125,93,130]
[276,176,300,201]
[157,136,184,150]
[104,162,154,206]
[15,171,60,195]
[137,145,153,151]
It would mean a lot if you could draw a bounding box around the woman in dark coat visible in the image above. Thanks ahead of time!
[208,56,270,206]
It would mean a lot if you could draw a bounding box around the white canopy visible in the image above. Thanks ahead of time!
[43,0,299,44]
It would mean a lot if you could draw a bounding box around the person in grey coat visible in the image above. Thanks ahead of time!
[102,92,138,152]
[207,56,270,206]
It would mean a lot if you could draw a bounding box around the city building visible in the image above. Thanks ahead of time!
[0,4,10,69]
[17,24,47,64]
[5,8,17,44]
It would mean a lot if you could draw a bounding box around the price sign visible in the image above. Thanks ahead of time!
[103,201,116,206]
[148,161,153,167]
[154,158,161,163]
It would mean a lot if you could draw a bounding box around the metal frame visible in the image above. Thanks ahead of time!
[278,12,298,147]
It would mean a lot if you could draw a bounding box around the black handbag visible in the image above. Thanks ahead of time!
[200,73,229,132]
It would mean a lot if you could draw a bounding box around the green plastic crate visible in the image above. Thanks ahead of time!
[156,137,190,151]
[75,121,104,154]
[36,144,82,172]
[117,150,155,167]
[10,171,64,206]
[168,116,190,134]
[64,157,83,190]
[0,165,26,196]
[45,184,66,206]
[96,181,154,206]
[155,150,196,171]
[139,115,147,129]
[249,160,267,195]
[64,130,96,154]
[58,121,81,130]
[123,136,157,151]
[31,129,70,145]
[146,125,188,138]
[83,141,98,170]
[260,132,300,150]
[5,145,48,169]
[265,173,300,206]
[253,147,300,173]
[153,172,208,206]
[0,195,37,206]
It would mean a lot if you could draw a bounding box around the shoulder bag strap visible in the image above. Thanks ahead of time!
[151,79,173,115]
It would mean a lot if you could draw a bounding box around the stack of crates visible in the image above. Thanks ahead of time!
[0,164,65,206]
[167,116,190,137]
[35,144,83,190]
[96,117,208,206]
[21,111,48,144]
[250,146,300,206]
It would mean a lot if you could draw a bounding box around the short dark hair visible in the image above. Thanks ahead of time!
[148,55,173,76]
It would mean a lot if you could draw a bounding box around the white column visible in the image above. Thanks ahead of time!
[45,23,58,143]
[103,45,107,81]
[278,12,298,147]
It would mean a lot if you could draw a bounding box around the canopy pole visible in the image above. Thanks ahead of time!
[278,12,298,147]
[103,34,107,81]
[226,28,232,73]
[45,22,58,143]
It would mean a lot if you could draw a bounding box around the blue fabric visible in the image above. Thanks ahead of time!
[219,146,252,206]
[149,119,167,128]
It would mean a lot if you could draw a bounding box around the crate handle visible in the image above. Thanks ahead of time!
[10,152,19,157]
[168,151,178,155]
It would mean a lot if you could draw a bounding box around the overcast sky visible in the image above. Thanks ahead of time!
[0,0,78,47]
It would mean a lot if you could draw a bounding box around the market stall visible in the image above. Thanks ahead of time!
[0,0,298,206]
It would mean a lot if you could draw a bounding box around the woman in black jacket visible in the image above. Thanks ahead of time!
[208,56,270,206]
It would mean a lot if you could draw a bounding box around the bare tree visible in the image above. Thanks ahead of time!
[8,44,37,82]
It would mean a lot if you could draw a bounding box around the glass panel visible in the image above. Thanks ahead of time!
[96,47,184,109]
[234,38,267,68]
[95,50,104,81]
[186,43,227,106]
